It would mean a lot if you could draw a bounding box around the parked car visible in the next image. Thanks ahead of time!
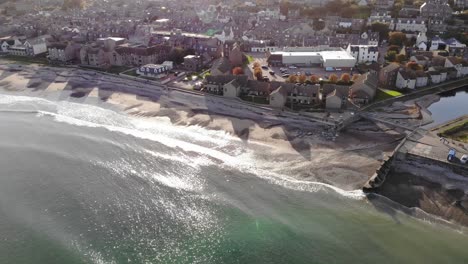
[447,149,456,162]
[289,65,297,69]
[269,71,275,75]
[282,74,290,78]
[461,154,468,164]
[305,71,311,76]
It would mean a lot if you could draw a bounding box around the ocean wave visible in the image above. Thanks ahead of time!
[0,94,365,200]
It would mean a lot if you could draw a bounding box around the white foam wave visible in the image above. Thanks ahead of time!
[0,94,365,200]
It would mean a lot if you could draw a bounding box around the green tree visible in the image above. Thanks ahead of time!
[389,31,407,47]
[369,22,390,42]
[395,54,406,63]
[385,51,397,62]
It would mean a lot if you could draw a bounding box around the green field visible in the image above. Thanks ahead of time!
[375,89,403,101]
[438,121,468,143]
[2,55,49,65]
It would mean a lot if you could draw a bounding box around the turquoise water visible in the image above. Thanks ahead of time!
[0,95,467,264]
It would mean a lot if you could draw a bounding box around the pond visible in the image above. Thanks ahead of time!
[426,86,468,127]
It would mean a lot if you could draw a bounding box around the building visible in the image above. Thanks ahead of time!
[47,42,76,62]
[415,71,429,87]
[184,55,203,72]
[454,0,468,8]
[110,44,171,67]
[268,50,356,70]
[23,35,49,56]
[210,57,232,76]
[350,72,378,104]
[420,0,453,21]
[136,62,173,79]
[228,42,243,67]
[322,84,351,110]
[396,70,417,89]
[223,79,242,98]
[430,37,467,56]
[80,45,108,68]
[379,63,401,88]
[204,75,248,95]
[393,18,427,33]
[346,45,379,64]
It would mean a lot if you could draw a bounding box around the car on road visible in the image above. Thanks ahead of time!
[269,71,275,75]
[447,149,456,162]
[282,74,290,78]
[461,154,468,164]
[261,66,269,70]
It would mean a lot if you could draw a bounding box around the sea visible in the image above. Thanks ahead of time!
[0,94,468,264]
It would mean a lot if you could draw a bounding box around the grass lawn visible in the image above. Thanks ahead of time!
[246,55,254,64]
[438,121,468,143]
[240,95,269,104]
[2,55,49,65]
[122,69,139,77]
[375,89,403,101]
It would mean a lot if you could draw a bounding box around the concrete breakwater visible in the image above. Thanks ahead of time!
[364,131,468,226]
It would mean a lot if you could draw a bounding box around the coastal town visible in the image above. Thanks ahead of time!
[1,0,468,226]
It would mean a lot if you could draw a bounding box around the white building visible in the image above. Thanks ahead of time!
[346,45,379,63]
[136,62,173,79]
[430,37,467,51]
[393,18,427,33]
[395,70,416,89]
[268,50,356,69]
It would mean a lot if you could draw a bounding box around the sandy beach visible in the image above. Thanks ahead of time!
[0,61,407,190]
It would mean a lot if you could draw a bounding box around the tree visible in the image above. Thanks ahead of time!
[254,67,263,80]
[329,74,338,83]
[368,22,390,42]
[287,75,298,83]
[352,74,361,81]
[340,73,351,83]
[385,50,397,62]
[395,54,406,63]
[389,31,407,47]
[168,47,186,64]
[62,0,86,10]
[406,61,423,71]
[388,45,401,52]
[310,75,319,84]
[232,67,244,75]
[298,74,307,83]
[280,0,289,16]
[313,18,325,31]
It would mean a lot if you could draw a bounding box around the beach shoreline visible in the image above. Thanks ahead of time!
[0,61,407,191]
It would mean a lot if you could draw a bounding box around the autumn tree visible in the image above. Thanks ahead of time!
[351,74,361,81]
[298,74,307,83]
[310,75,319,84]
[287,75,298,83]
[232,67,244,75]
[406,61,423,71]
[395,54,406,63]
[254,67,263,80]
[328,74,338,83]
[339,73,351,83]
[389,31,407,47]
[253,62,261,68]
